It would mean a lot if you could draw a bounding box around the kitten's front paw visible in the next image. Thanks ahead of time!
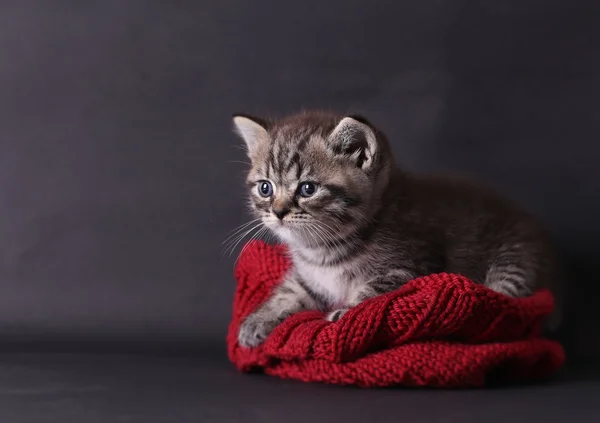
[237,314,280,348]
[487,281,530,298]
[326,308,349,322]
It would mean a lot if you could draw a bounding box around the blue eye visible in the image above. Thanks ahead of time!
[258,181,273,197]
[299,182,317,197]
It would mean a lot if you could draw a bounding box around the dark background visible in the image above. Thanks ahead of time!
[0,0,598,361]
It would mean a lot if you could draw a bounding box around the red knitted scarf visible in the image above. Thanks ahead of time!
[227,241,565,388]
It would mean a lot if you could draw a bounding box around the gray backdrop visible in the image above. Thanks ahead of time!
[0,0,598,359]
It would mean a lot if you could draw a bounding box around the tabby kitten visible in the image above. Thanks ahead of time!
[233,110,562,348]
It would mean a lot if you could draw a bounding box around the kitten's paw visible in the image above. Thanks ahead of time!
[237,314,280,348]
[487,281,530,298]
[326,308,349,322]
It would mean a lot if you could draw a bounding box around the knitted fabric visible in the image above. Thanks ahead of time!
[227,241,565,388]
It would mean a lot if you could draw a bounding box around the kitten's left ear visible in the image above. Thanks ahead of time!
[232,114,270,158]
[327,116,378,170]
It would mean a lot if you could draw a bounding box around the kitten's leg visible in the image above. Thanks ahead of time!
[485,257,535,297]
[326,269,414,322]
[238,272,318,347]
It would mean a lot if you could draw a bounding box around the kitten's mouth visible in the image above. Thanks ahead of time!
[264,218,288,228]
[268,218,300,233]
[264,216,307,233]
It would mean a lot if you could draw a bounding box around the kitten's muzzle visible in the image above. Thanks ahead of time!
[273,207,291,220]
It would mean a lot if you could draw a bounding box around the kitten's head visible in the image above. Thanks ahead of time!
[232,111,394,246]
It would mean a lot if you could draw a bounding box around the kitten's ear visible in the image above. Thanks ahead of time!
[327,116,378,170]
[232,114,270,158]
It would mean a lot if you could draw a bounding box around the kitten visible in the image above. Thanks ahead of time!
[232,110,562,348]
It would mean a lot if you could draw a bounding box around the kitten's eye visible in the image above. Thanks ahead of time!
[299,182,317,197]
[257,181,273,197]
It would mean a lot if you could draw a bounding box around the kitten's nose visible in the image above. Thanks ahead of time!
[273,207,290,220]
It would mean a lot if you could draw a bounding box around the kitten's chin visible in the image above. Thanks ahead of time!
[270,225,297,245]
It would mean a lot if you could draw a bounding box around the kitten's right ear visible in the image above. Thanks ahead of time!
[232,114,269,158]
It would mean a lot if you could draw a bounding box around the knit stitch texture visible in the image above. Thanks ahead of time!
[227,241,565,387]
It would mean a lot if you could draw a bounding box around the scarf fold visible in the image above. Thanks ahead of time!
[227,241,565,388]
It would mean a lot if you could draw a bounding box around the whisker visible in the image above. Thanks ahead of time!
[223,217,262,236]
[264,228,278,246]
[235,226,270,265]
[305,223,326,246]
[231,144,249,152]
[222,222,264,257]
[310,221,345,259]
[222,218,262,245]
[305,222,337,255]
[300,223,319,248]
[356,212,373,226]
[311,221,340,245]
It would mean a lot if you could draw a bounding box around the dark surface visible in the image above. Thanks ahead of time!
[0,352,598,423]
[0,0,599,421]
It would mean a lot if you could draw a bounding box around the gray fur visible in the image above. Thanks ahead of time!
[233,110,562,348]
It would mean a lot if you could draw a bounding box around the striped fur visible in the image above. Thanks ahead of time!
[233,111,562,348]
